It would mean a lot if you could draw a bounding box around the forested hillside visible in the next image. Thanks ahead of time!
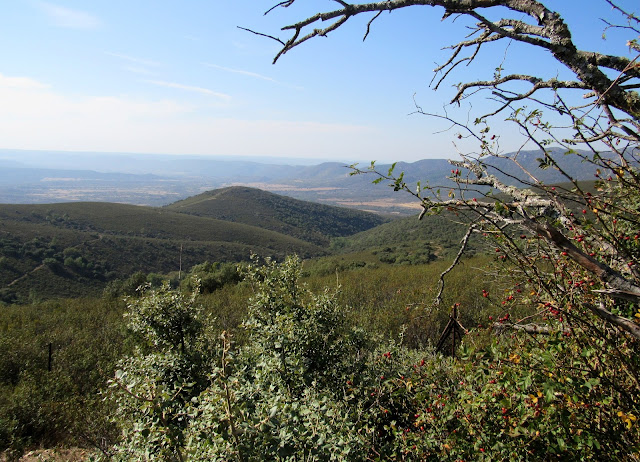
[166,186,388,246]
[0,189,385,303]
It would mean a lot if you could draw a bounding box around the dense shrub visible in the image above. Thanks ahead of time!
[105,254,640,460]
[181,261,242,294]
[0,298,128,457]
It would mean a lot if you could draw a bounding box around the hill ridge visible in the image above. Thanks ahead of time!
[0,187,385,302]
[166,186,388,246]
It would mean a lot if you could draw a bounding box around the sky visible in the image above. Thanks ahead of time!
[0,1,637,164]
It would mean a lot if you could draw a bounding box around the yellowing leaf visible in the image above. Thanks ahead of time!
[618,411,637,429]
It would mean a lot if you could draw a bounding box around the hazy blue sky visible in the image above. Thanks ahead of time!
[0,1,636,163]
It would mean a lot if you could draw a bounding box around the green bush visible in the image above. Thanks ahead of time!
[107,283,212,461]
[106,254,640,460]
[0,298,127,457]
[181,261,242,294]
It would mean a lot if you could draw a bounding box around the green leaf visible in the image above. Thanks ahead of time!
[388,162,397,176]
[557,437,567,451]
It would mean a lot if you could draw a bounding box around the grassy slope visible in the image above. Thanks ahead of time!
[0,201,327,301]
[165,186,389,246]
[333,211,477,258]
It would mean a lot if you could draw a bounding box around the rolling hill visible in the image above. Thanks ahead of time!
[0,188,386,303]
[166,186,388,246]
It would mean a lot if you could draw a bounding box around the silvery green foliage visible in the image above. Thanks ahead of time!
[107,257,431,460]
[241,255,368,394]
[184,255,368,460]
[124,282,203,353]
[107,282,210,461]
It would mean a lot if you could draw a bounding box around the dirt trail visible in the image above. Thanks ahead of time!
[7,264,45,287]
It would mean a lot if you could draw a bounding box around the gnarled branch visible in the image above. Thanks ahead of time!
[258,0,640,117]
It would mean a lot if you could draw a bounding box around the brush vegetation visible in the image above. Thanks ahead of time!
[0,189,386,303]
[1,176,639,460]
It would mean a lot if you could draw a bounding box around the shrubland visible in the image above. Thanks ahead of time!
[96,0,640,458]
[1,205,638,459]
[104,250,638,460]
[0,250,493,459]
[2,0,640,459]
[0,297,128,459]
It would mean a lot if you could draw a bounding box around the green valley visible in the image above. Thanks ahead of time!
[0,188,387,303]
[1,0,639,457]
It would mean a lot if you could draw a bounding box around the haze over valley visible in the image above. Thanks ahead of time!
[0,148,607,214]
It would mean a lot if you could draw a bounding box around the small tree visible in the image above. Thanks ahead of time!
[185,255,368,461]
[108,283,210,461]
[251,0,640,455]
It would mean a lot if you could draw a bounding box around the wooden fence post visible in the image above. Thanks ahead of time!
[435,304,467,358]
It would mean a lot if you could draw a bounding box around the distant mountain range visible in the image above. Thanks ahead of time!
[0,148,613,214]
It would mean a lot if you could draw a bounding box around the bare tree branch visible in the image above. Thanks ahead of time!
[259,0,640,116]
[452,75,587,105]
[237,26,285,46]
[586,301,640,340]
[432,223,477,306]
